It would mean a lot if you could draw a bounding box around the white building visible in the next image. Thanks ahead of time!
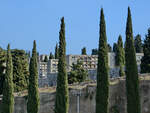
[38,53,144,87]
[47,59,58,73]
[39,53,144,77]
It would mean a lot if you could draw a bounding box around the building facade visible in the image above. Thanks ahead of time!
[38,53,144,87]
[39,53,144,77]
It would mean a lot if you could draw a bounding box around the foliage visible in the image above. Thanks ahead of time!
[1,44,14,113]
[91,48,98,55]
[81,47,87,55]
[44,55,48,62]
[134,34,143,53]
[49,52,54,59]
[107,44,112,52]
[55,43,59,59]
[11,49,29,92]
[115,35,125,76]
[116,35,125,66]
[125,7,141,113]
[119,65,124,77]
[13,58,27,92]
[0,49,29,93]
[96,8,109,113]
[68,60,88,84]
[141,28,150,73]
[55,17,69,113]
[113,43,118,53]
[27,40,40,113]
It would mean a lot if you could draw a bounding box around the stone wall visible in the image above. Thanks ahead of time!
[1,76,150,113]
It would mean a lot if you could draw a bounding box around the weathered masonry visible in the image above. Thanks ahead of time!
[1,75,150,113]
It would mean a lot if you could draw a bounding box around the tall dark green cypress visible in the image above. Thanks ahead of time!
[113,43,118,53]
[107,44,112,52]
[44,55,48,62]
[1,44,14,113]
[55,17,69,113]
[27,40,39,113]
[116,35,125,76]
[49,52,54,59]
[96,8,109,113]
[55,43,59,59]
[125,7,141,113]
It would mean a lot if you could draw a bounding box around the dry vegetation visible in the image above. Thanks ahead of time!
[13,74,150,97]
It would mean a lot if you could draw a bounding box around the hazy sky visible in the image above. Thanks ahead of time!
[0,0,150,55]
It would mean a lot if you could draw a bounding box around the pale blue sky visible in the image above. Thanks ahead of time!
[0,0,150,55]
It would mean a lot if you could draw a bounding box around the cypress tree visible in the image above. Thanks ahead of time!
[81,47,87,55]
[116,35,125,76]
[113,43,118,53]
[27,40,39,113]
[55,43,59,59]
[141,29,150,73]
[1,44,14,113]
[55,17,69,113]
[125,7,141,113]
[44,55,48,62]
[107,44,112,52]
[49,52,54,59]
[96,8,109,113]
[134,34,143,53]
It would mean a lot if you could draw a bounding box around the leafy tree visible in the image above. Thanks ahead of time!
[68,71,77,84]
[44,55,48,62]
[68,60,88,84]
[27,40,40,113]
[141,28,150,73]
[55,17,69,113]
[13,57,27,92]
[49,52,54,59]
[1,44,14,113]
[0,49,29,93]
[11,49,29,92]
[125,7,141,113]
[81,47,87,55]
[116,35,125,76]
[55,43,59,59]
[96,8,109,113]
[134,34,143,53]
[107,44,112,52]
[91,48,98,55]
[113,43,118,53]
